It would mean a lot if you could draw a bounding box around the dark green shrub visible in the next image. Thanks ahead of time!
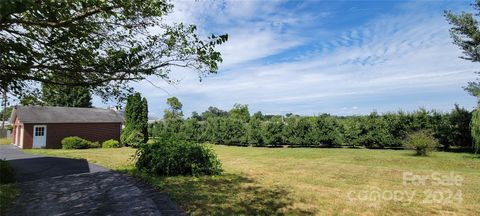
[447,105,472,149]
[283,117,310,145]
[102,139,121,148]
[204,117,226,144]
[135,138,222,176]
[0,160,15,184]
[224,118,247,145]
[306,115,342,147]
[261,119,284,146]
[247,117,263,146]
[359,113,393,148]
[404,131,439,156]
[62,136,93,149]
[181,118,203,142]
[341,118,362,148]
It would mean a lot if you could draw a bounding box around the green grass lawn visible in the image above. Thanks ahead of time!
[0,138,11,145]
[25,146,480,215]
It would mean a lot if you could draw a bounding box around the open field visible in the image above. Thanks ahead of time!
[26,146,480,215]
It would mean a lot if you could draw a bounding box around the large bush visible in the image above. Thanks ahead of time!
[204,117,226,144]
[102,139,121,148]
[181,118,203,142]
[62,136,97,149]
[135,138,222,176]
[283,117,310,145]
[306,115,342,147]
[0,160,15,184]
[224,118,247,145]
[247,117,263,146]
[341,118,362,148]
[359,113,393,148]
[261,119,284,146]
[404,131,439,156]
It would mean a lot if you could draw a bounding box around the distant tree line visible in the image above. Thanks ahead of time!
[150,97,473,151]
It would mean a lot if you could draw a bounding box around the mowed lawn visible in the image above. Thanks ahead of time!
[26,145,480,215]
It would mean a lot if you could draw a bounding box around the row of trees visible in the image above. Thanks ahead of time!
[150,98,474,151]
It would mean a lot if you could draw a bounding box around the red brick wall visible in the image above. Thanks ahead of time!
[22,123,121,149]
[23,124,33,149]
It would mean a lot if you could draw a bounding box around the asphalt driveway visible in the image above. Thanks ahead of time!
[0,145,184,216]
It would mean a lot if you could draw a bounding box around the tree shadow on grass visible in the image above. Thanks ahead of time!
[132,171,316,215]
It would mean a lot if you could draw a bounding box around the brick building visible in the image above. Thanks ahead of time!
[10,106,123,149]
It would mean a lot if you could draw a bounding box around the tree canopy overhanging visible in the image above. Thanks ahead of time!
[0,0,228,101]
[445,0,480,96]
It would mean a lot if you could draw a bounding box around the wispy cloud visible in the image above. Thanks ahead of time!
[118,0,478,117]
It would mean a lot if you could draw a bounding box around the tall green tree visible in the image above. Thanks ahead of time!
[471,107,480,154]
[0,107,12,122]
[122,93,148,146]
[247,116,263,146]
[0,0,227,101]
[141,97,149,143]
[445,1,480,95]
[261,118,284,146]
[448,104,472,148]
[42,84,92,107]
[164,96,183,119]
[201,106,228,119]
[229,104,250,122]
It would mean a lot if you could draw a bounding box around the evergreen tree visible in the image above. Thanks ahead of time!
[141,97,149,143]
[42,84,92,107]
[181,118,202,141]
[261,118,284,146]
[445,2,480,95]
[122,93,148,147]
[247,117,263,146]
[471,108,480,154]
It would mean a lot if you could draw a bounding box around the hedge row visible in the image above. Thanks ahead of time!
[150,105,472,150]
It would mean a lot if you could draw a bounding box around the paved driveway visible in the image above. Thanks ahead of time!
[0,145,184,216]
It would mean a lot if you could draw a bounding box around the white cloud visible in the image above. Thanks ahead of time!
[124,1,478,116]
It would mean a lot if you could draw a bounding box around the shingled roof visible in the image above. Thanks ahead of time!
[11,106,124,124]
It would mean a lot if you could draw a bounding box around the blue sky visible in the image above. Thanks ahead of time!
[98,0,478,118]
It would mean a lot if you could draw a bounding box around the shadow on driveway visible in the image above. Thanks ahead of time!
[8,157,92,182]
[0,145,184,216]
